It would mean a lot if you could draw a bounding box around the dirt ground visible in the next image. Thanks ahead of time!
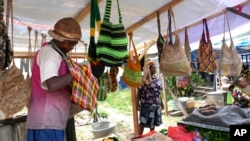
[73,100,206,141]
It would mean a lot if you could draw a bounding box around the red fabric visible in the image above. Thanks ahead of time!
[168,125,194,141]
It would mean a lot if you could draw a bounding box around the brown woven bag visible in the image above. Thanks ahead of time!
[0,63,31,119]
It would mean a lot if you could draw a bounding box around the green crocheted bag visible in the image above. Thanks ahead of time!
[96,0,128,67]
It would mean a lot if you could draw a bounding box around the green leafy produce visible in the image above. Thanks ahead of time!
[185,125,229,141]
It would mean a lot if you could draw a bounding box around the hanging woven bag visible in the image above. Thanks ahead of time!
[96,0,128,67]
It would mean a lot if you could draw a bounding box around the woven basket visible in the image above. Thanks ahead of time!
[0,63,31,119]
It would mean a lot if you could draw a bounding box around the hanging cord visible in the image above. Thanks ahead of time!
[41,33,46,45]
[27,26,32,76]
[10,0,13,61]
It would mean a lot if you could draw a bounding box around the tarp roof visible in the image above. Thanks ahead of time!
[3,0,250,56]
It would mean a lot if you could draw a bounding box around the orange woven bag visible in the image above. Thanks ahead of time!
[121,33,142,87]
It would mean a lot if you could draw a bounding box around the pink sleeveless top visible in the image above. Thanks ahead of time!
[26,44,71,130]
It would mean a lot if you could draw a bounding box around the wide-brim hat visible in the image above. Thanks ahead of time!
[48,17,82,42]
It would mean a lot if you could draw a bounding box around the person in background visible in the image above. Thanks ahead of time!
[26,17,82,141]
[137,61,163,135]
[226,84,235,105]
[231,76,250,108]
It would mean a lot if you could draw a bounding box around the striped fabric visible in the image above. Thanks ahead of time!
[97,73,110,101]
[96,0,128,67]
[88,0,101,62]
[88,0,105,78]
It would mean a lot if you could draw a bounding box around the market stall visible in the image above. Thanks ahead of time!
[1,0,250,140]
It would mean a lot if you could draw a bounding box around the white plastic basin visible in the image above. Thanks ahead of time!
[91,121,116,139]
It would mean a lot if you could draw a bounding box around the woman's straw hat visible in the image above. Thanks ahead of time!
[48,17,82,42]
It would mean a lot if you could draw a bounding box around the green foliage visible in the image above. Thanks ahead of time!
[98,88,132,115]
[186,126,229,141]
[166,73,206,97]
[191,72,206,86]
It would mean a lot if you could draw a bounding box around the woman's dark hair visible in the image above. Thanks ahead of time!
[233,76,242,85]
[228,84,235,92]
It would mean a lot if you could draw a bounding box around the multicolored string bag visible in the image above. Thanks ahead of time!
[51,40,99,112]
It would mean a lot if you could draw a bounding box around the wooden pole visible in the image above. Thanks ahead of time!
[13,51,87,59]
[161,75,168,116]
[131,87,139,135]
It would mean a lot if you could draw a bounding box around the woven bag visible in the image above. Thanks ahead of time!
[0,63,31,119]
[109,66,119,92]
[184,28,191,63]
[96,0,128,67]
[97,72,110,101]
[0,1,13,72]
[51,41,98,112]
[160,9,191,76]
[198,19,217,73]
[0,21,12,72]
[88,0,105,78]
[121,33,142,87]
[219,13,242,76]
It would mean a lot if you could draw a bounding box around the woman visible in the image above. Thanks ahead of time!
[231,76,250,108]
[26,17,82,141]
[137,61,163,135]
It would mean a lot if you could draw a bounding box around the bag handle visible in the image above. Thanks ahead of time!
[168,9,173,46]
[202,19,210,43]
[185,27,191,62]
[223,12,233,43]
[157,11,161,35]
[185,27,190,46]
[128,32,139,63]
[167,7,177,46]
[103,0,122,23]
[50,40,68,59]
[90,0,101,37]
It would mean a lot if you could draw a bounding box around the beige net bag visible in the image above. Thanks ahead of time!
[218,13,242,77]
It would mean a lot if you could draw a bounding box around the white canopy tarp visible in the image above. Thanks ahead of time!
[2,0,250,53]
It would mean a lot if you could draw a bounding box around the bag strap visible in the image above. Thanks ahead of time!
[167,7,177,46]
[50,40,68,60]
[168,9,173,46]
[202,19,210,43]
[90,0,101,38]
[128,32,139,63]
[185,27,190,46]
[103,0,122,23]
[157,11,161,35]
[185,27,191,62]
[223,12,233,43]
